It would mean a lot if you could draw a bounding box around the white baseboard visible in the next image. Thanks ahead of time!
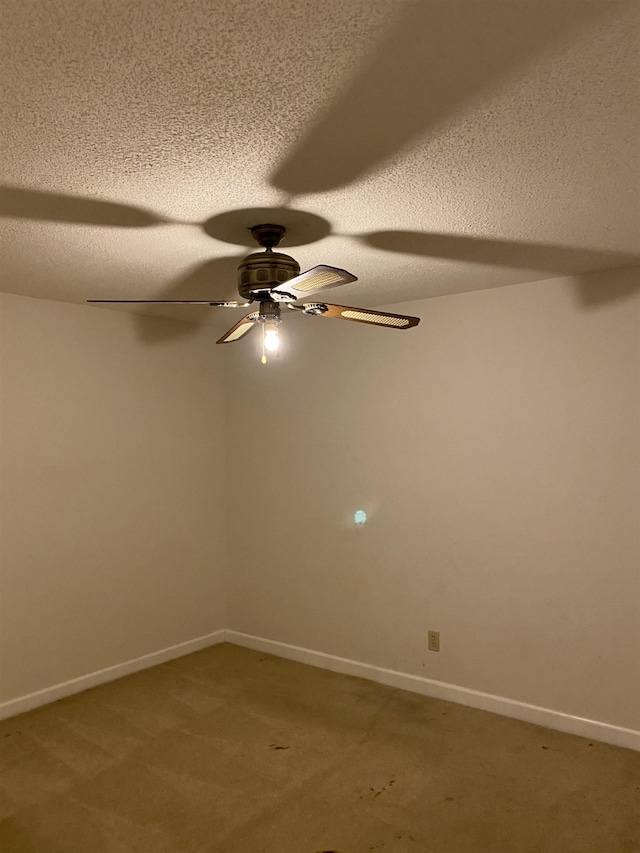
[4,627,638,752]
[0,629,227,721]
[226,630,640,752]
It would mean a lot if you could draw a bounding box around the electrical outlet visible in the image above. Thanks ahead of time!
[428,630,440,652]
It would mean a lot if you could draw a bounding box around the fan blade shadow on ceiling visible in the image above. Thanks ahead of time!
[271,0,607,195]
[360,230,640,306]
[131,255,245,343]
[0,184,167,227]
[360,231,640,274]
[571,266,640,309]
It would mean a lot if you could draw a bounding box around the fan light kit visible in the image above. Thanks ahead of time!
[87,223,420,362]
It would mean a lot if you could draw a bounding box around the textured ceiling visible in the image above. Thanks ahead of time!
[1,0,639,332]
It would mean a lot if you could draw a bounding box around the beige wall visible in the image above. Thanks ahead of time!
[0,293,227,704]
[2,269,638,732]
[225,268,640,731]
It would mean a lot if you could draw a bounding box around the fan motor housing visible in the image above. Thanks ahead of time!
[238,251,300,300]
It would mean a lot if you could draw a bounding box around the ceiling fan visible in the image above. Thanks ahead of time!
[3,0,632,334]
[87,223,420,362]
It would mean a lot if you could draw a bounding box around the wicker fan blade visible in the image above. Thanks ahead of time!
[216,311,260,344]
[272,265,357,301]
[302,302,419,329]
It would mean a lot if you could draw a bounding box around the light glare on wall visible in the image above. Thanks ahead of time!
[354,509,367,526]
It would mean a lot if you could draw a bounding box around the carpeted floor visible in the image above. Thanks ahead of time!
[0,643,638,852]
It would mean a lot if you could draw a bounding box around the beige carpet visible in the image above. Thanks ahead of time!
[0,643,638,852]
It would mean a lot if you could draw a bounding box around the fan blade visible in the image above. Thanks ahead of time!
[216,312,260,344]
[360,231,640,275]
[271,2,599,194]
[272,265,357,300]
[87,300,249,306]
[303,303,419,329]
[0,185,165,227]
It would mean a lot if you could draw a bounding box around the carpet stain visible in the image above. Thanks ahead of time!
[369,779,395,799]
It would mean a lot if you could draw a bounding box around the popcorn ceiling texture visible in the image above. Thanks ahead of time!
[1,0,638,329]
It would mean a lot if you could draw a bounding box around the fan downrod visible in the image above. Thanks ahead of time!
[250,223,286,250]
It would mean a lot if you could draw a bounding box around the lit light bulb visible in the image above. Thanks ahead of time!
[264,323,280,352]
